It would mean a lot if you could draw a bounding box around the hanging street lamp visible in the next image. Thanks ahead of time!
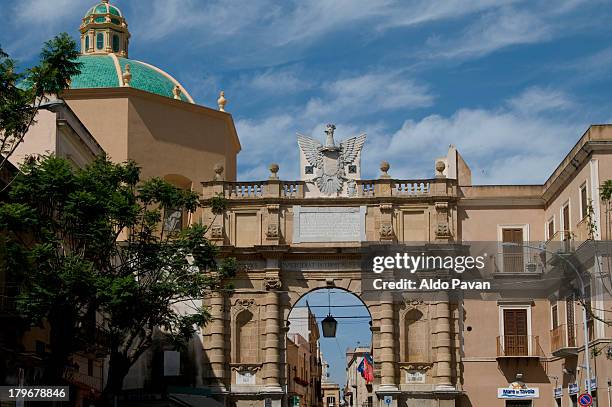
[321,289,337,337]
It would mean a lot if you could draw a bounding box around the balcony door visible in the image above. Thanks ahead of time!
[503,309,528,356]
[502,228,524,273]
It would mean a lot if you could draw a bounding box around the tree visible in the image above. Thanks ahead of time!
[0,155,235,402]
[0,33,80,173]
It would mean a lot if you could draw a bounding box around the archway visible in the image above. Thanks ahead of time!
[285,287,373,407]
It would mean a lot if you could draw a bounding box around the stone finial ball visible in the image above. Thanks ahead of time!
[269,163,279,174]
[214,163,224,174]
[436,160,446,173]
[380,161,390,173]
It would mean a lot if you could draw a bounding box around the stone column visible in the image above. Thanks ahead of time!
[378,292,398,391]
[207,292,227,390]
[262,277,283,393]
[433,291,453,389]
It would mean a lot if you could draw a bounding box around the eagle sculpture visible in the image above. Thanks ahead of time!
[297,124,366,196]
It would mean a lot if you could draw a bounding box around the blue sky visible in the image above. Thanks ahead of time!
[290,289,371,389]
[2,0,612,183]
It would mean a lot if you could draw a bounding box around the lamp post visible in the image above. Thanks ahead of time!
[502,242,593,395]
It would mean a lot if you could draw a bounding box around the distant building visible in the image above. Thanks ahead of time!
[321,360,341,407]
[345,346,374,407]
[288,303,322,406]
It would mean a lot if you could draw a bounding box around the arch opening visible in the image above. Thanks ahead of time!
[285,287,373,407]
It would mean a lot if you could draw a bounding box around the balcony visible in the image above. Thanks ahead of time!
[496,335,544,358]
[497,249,543,274]
[550,324,578,357]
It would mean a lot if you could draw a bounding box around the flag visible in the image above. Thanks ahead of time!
[357,352,374,384]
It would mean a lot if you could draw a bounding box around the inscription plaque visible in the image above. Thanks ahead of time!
[292,206,366,243]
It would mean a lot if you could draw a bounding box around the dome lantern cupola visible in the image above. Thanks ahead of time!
[80,0,130,57]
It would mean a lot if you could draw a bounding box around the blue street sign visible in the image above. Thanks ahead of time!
[384,395,392,405]
[579,393,593,406]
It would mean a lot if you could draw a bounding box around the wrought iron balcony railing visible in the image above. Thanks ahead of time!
[496,335,544,358]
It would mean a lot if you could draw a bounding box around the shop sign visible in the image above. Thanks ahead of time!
[569,383,579,395]
[554,387,563,398]
[497,382,540,399]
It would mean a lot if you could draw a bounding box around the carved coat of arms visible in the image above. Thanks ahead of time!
[297,124,366,196]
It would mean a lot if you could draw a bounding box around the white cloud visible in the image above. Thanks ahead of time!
[237,103,582,184]
[249,68,312,94]
[427,8,552,59]
[235,114,298,180]
[507,86,574,115]
[364,105,582,184]
[304,71,434,121]
[380,0,518,30]
[236,81,583,184]
[134,0,275,41]
[13,0,82,24]
[127,0,564,66]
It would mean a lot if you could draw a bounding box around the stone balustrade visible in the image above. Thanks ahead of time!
[202,178,453,200]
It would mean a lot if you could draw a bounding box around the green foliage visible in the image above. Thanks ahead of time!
[601,180,612,202]
[0,155,235,391]
[585,200,597,240]
[209,193,228,216]
[0,33,80,170]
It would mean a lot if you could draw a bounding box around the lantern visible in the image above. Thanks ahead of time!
[321,314,338,338]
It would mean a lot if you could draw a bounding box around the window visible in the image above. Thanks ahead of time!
[547,218,555,240]
[85,35,89,50]
[112,34,120,52]
[96,32,104,50]
[501,228,524,272]
[87,359,94,376]
[562,203,570,235]
[551,303,559,329]
[326,396,336,406]
[580,183,589,219]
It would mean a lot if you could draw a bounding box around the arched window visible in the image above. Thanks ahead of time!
[96,33,104,50]
[85,35,89,51]
[112,34,120,52]
[404,309,429,362]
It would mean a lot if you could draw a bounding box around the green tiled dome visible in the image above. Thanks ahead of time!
[69,55,193,103]
[85,2,122,18]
